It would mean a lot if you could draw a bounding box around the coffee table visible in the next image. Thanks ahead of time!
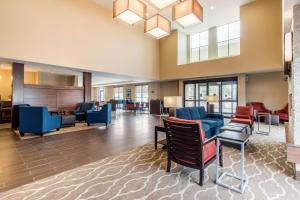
[220,122,249,134]
[216,131,250,193]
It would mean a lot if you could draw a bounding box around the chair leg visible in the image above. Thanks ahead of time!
[219,146,223,167]
[20,132,24,137]
[40,133,43,136]
[166,157,171,172]
[199,169,204,186]
[106,123,108,128]
[56,128,60,131]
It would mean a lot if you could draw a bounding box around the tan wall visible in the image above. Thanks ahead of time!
[246,72,288,111]
[0,69,12,100]
[159,0,283,80]
[0,0,159,80]
[159,81,180,98]
[24,71,38,85]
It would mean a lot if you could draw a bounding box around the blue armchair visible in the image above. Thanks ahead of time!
[176,107,224,138]
[19,106,61,136]
[74,102,95,121]
[86,103,112,127]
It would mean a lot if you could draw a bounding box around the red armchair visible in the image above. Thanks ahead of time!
[163,117,222,186]
[249,102,271,114]
[230,106,254,134]
[275,104,289,122]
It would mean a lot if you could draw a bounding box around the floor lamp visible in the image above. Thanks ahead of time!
[164,96,183,117]
[206,95,218,113]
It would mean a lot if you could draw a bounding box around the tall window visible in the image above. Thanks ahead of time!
[184,78,238,115]
[114,87,123,100]
[99,89,105,102]
[217,21,240,57]
[135,85,149,103]
[190,31,209,62]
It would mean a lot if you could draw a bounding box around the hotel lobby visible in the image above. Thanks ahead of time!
[0,0,300,199]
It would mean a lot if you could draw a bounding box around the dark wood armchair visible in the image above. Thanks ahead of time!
[163,117,222,186]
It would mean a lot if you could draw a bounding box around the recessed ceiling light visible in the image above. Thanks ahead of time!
[210,6,215,10]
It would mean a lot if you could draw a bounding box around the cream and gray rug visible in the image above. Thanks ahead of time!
[0,124,300,200]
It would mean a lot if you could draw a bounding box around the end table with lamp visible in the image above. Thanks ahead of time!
[206,95,218,113]
[163,96,183,117]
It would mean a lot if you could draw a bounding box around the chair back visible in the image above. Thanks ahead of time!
[102,103,112,121]
[235,106,253,118]
[19,107,48,131]
[163,118,205,169]
[12,104,30,129]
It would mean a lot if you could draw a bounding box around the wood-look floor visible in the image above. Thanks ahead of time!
[0,112,164,192]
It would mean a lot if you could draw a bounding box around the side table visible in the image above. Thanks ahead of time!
[154,125,166,150]
[256,112,271,135]
[216,131,250,193]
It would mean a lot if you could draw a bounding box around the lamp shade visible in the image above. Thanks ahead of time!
[113,0,146,25]
[206,95,218,103]
[164,96,183,108]
[145,14,171,39]
[147,0,178,10]
[173,0,203,27]
[285,32,293,62]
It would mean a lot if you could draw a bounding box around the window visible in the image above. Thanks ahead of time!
[114,87,123,100]
[184,78,238,115]
[190,31,208,62]
[135,85,149,103]
[99,89,105,102]
[217,21,240,57]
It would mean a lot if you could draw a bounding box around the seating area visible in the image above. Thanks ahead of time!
[14,102,112,137]
[0,0,300,199]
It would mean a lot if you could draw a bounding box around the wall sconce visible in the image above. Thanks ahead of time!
[284,32,293,78]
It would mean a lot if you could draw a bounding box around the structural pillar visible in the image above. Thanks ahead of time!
[290,4,300,179]
[83,72,92,102]
[12,63,24,105]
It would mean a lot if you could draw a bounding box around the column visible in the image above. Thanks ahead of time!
[12,63,24,105]
[290,4,300,178]
[83,72,92,102]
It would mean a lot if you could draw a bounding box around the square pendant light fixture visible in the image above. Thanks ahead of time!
[113,0,146,25]
[173,0,203,27]
[147,0,178,10]
[145,14,171,39]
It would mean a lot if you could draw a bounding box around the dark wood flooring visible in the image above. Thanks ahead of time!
[0,112,164,192]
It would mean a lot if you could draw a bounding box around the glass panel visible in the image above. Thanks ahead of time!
[185,101,195,107]
[208,82,220,113]
[218,41,229,57]
[200,31,208,46]
[190,48,200,62]
[222,82,237,100]
[217,24,229,42]
[185,84,195,100]
[200,46,208,61]
[197,83,207,100]
[229,38,240,56]
[199,101,207,111]
[190,33,200,48]
[229,21,240,40]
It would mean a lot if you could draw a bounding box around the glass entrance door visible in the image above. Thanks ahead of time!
[208,82,221,113]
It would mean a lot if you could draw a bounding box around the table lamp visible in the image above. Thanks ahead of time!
[206,95,218,113]
[164,96,183,117]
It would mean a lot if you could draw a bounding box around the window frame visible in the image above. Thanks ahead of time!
[113,87,123,100]
[135,85,149,103]
[184,77,238,116]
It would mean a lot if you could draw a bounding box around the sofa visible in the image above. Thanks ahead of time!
[19,106,61,136]
[176,107,224,138]
[12,104,30,130]
[86,103,112,127]
[275,104,289,122]
[74,102,95,121]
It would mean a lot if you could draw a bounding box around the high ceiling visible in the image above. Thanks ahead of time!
[93,0,255,34]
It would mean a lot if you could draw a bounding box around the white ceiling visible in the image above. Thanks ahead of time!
[93,0,254,34]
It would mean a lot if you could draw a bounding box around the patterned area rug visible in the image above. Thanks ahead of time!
[14,123,98,140]
[0,124,300,200]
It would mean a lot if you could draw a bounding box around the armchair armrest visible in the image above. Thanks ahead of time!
[203,135,217,145]
[206,113,224,120]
